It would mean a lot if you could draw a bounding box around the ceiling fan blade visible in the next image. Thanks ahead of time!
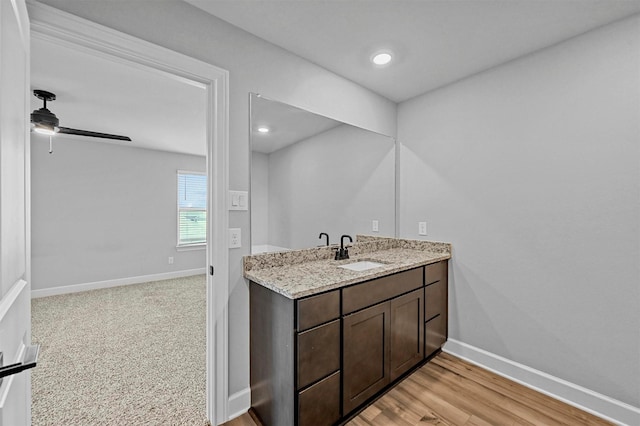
[58,127,132,141]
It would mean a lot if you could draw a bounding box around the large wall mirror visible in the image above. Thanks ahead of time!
[250,93,396,254]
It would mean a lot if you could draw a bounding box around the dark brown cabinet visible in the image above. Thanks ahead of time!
[250,260,448,426]
[424,261,448,357]
[343,301,390,414]
[297,319,340,389]
[298,371,341,426]
[250,284,341,426]
[390,288,424,380]
[425,313,446,356]
[343,286,425,413]
[342,267,423,314]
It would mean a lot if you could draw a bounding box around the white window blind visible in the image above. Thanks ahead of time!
[177,171,207,246]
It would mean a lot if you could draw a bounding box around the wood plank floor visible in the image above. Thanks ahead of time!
[224,352,612,426]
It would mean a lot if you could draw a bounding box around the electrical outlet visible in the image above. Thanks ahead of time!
[418,222,427,236]
[168,257,174,265]
[229,228,242,248]
[372,220,379,232]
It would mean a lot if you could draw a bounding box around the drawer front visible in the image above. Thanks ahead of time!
[425,314,447,357]
[298,371,341,426]
[342,267,423,314]
[424,279,446,321]
[297,319,340,390]
[297,290,340,331]
[425,261,447,285]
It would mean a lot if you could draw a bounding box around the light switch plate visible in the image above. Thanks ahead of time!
[372,220,379,232]
[229,228,242,248]
[229,190,248,211]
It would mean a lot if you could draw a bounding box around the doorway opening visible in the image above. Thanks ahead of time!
[28,2,229,424]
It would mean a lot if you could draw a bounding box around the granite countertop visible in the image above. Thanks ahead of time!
[243,236,451,299]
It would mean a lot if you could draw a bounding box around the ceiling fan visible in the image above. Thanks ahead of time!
[30,90,131,151]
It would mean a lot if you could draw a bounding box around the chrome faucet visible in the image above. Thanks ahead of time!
[335,235,353,260]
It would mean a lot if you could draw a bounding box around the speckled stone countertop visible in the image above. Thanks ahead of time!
[243,235,452,299]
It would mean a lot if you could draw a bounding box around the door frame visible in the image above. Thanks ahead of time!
[27,2,230,423]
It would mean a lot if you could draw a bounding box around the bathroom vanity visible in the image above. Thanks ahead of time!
[244,236,451,426]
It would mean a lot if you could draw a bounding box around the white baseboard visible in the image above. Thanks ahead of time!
[443,339,640,426]
[228,387,251,421]
[31,268,206,298]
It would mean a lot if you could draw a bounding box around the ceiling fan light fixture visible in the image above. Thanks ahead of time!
[30,89,131,142]
[371,51,393,66]
[33,122,59,136]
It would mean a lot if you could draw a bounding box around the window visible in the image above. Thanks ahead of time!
[177,171,207,246]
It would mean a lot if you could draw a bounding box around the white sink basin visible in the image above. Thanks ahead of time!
[338,261,386,272]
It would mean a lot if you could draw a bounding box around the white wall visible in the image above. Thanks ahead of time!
[398,15,640,408]
[31,137,206,291]
[267,124,395,249]
[250,152,269,246]
[36,0,397,400]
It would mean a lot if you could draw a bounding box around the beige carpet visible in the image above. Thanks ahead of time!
[31,275,208,425]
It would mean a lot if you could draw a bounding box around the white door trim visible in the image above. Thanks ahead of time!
[26,2,230,423]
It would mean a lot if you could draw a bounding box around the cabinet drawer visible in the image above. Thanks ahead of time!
[298,371,341,426]
[425,279,446,321]
[425,314,446,356]
[297,319,340,390]
[297,290,340,331]
[342,267,423,314]
[425,261,446,285]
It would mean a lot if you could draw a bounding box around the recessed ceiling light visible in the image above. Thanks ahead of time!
[257,126,270,133]
[372,51,393,66]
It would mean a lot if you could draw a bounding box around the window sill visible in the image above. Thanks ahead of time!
[176,243,206,252]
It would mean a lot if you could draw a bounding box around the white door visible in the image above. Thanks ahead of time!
[0,0,32,425]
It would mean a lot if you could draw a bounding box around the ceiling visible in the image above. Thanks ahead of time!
[30,1,640,155]
[31,36,206,156]
[251,95,342,154]
[187,0,640,102]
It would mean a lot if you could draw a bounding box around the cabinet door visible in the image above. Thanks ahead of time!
[343,302,390,414]
[390,288,424,381]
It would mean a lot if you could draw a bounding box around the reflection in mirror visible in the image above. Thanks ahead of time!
[250,94,395,254]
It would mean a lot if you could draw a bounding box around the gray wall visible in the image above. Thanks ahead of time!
[31,137,207,290]
[36,0,397,398]
[250,152,269,246]
[397,15,640,406]
[267,124,395,249]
